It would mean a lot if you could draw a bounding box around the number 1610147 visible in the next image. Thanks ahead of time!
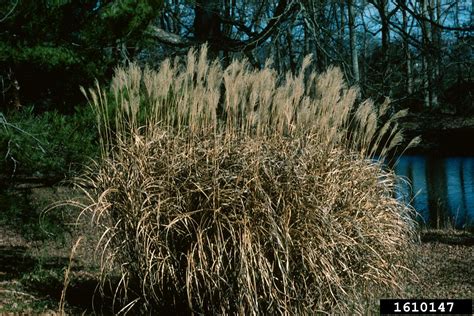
[380,299,472,315]
[394,301,453,313]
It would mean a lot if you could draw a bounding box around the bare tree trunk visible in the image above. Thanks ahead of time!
[274,36,282,74]
[471,0,474,26]
[339,1,346,52]
[380,1,390,57]
[402,6,413,94]
[360,0,369,89]
[194,0,221,57]
[173,0,181,33]
[421,0,440,109]
[430,0,441,108]
[454,0,463,80]
[221,0,236,67]
[303,0,330,72]
[421,0,433,108]
[304,19,310,57]
[348,0,360,83]
[373,0,390,96]
[286,27,296,74]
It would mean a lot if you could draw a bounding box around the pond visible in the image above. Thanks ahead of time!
[394,155,474,229]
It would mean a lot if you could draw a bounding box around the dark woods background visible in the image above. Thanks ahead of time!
[0,0,472,114]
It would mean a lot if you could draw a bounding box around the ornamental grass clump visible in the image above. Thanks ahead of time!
[77,46,418,314]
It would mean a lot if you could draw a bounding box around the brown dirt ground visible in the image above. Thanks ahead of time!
[406,230,474,299]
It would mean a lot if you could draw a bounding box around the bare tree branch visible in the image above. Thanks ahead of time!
[148,0,297,53]
[148,26,192,46]
[229,0,297,52]
[0,0,18,22]
[397,0,474,32]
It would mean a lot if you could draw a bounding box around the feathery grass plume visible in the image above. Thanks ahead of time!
[76,45,417,314]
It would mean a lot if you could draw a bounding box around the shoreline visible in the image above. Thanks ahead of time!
[401,111,474,156]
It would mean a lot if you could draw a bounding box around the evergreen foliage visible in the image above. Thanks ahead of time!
[0,106,98,175]
[0,0,163,111]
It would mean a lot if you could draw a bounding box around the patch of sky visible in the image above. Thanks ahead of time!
[357,0,471,48]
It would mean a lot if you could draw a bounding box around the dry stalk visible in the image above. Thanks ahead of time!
[58,236,83,315]
[76,45,418,314]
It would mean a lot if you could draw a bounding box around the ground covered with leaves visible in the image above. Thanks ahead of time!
[406,230,473,299]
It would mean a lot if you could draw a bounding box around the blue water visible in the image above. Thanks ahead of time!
[394,155,474,229]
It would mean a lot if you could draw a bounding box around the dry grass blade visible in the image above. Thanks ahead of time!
[58,236,83,316]
[74,46,417,314]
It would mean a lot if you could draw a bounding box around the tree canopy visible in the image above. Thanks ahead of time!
[0,0,163,111]
[1,0,472,113]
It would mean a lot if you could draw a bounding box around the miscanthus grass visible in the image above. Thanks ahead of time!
[77,45,419,314]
